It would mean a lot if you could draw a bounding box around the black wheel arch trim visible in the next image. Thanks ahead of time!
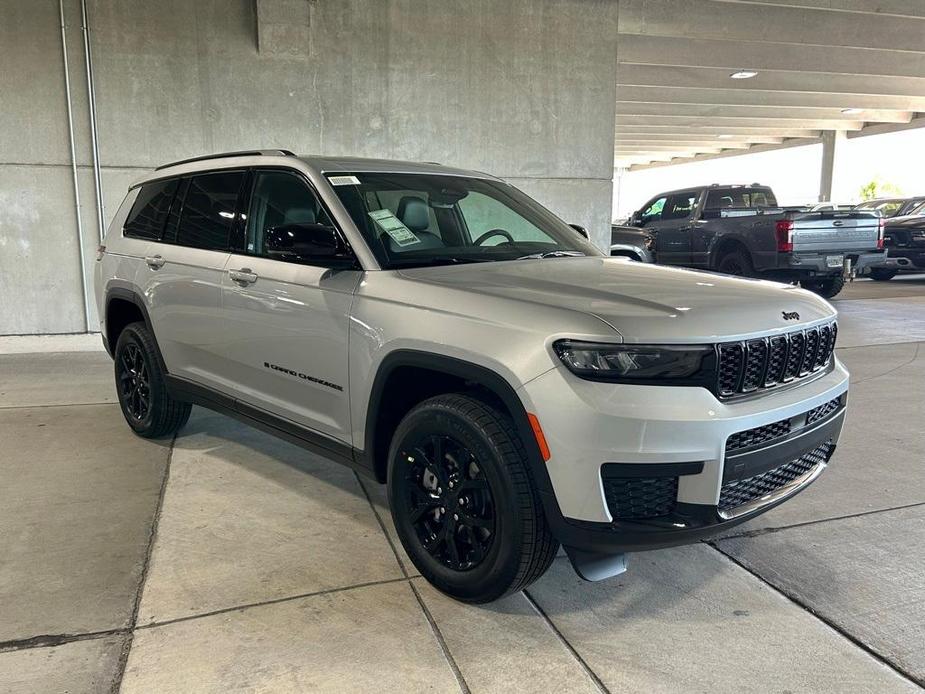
[104,283,167,371]
[361,350,567,525]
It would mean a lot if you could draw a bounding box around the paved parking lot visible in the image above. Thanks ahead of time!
[1,276,923,693]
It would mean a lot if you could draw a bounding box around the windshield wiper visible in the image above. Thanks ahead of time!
[514,250,586,260]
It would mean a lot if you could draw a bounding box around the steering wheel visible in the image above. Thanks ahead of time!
[473,228,514,246]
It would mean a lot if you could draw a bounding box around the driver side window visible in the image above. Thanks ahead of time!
[640,197,667,225]
[457,192,549,244]
[246,171,334,257]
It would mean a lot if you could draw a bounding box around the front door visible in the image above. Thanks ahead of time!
[217,169,361,445]
[651,191,699,265]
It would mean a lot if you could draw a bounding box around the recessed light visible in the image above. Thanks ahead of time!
[730,70,758,79]
[840,108,862,115]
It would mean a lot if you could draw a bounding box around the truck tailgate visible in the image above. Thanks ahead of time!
[791,213,880,253]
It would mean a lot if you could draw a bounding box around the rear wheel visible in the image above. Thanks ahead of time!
[114,322,191,438]
[869,268,897,281]
[387,393,558,603]
[717,249,754,277]
[801,274,845,299]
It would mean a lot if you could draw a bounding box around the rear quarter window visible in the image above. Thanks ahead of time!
[123,179,179,240]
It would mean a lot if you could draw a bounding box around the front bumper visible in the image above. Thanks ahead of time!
[519,357,849,553]
[872,247,925,271]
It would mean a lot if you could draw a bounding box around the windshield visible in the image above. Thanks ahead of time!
[325,172,601,269]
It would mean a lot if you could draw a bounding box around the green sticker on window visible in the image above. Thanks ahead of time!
[369,209,421,247]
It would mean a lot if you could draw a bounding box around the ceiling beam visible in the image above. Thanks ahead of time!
[619,0,925,52]
[617,34,925,80]
[616,102,913,123]
[616,126,822,138]
[617,115,865,130]
[615,85,925,113]
[625,137,823,171]
[712,1,925,20]
[617,64,925,99]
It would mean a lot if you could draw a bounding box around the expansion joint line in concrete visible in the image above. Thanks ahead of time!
[109,431,177,693]
[354,473,471,694]
[522,589,611,694]
[707,542,924,689]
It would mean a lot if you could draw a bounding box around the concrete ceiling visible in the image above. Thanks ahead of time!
[615,0,925,170]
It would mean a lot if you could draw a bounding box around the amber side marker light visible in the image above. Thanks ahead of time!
[527,413,551,462]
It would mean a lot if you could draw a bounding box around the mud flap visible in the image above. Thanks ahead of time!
[564,546,628,582]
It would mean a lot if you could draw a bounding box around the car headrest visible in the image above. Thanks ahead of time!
[284,207,316,225]
[396,196,430,232]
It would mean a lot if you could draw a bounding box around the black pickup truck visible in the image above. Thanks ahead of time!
[610,184,886,298]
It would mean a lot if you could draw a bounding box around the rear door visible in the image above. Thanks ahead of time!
[215,168,361,444]
[140,170,246,390]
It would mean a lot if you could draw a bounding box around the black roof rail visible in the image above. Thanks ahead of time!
[155,149,295,171]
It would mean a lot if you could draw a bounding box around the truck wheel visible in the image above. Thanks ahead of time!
[870,268,897,281]
[387,393,558,603]
[717,249,754,277]
[801,274,845,299]
[114,322,191,438]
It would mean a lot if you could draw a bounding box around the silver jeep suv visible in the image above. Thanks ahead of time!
[95,150,848,602]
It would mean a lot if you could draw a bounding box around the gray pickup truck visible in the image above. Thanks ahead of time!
[611,184,886,298]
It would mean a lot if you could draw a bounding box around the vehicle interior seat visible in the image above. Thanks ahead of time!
[384,195,445,252]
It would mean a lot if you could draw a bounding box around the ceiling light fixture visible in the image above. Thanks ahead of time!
[717,134,734,139]
[840,108,862,115]
[729,70,758,79]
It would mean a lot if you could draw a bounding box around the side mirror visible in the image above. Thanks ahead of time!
[630,212,643,227]
[265,223,355,267]
[568,223,589,239]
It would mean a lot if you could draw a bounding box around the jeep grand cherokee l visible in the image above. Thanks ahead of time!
[95,150,848,603]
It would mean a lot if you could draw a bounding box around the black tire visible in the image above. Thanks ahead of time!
[801,274,845,299]
[387,393,558,603]
[869,268,897,281]
[114,322,191,438]
[717,249,754,277]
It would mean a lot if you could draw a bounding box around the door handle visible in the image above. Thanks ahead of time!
[145,254,166,269]
[229,268,258,285]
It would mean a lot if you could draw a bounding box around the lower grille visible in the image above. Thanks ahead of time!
[602,476,677,520]
[718,441,833,513]
[806,397,842,425]
[726,419,792,452]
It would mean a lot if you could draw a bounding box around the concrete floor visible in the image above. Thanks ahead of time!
[1,276,924,693]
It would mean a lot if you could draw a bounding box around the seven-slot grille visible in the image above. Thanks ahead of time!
[716,322,837,398]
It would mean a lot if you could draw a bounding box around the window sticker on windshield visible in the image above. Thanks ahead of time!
[328,175,361,186]
[368,209,421,246]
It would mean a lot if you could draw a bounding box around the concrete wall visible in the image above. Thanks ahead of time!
[0,0,620,335]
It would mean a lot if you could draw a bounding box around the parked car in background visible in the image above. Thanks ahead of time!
[616,184,886,298]
[869,200,925,280]
[855,196,925,219]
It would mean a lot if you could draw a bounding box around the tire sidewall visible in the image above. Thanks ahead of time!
[114,324,158,434]
[387,401,525,601]
[718,250,751,277]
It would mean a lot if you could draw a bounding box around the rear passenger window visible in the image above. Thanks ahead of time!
[123,179,178,240]
[177,171,245,250]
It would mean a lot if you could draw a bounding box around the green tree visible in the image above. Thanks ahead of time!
[859,177,903,201]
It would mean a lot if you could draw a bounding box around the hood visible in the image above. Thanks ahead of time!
[399,257,836,343]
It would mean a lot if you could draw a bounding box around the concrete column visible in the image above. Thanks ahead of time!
[818,130,847,202]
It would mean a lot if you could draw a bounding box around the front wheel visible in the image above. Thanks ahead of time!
[114,322,191,438]
[801,274,845,299]
[387,393,558,603]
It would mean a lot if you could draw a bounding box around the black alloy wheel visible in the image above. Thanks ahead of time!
[387,393,558,603]
[398,434,495,571]
[119,342,151,423]
[114,322,191,438]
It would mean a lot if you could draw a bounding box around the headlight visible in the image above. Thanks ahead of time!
[553,340,713,381]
